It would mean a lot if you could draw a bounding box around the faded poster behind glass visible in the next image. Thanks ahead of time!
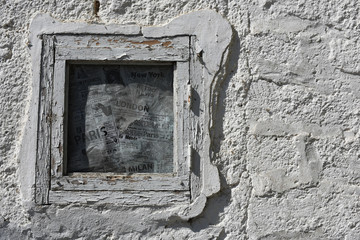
[67,64,174,173]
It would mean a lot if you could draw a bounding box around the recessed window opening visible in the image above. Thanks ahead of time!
[28,11,231,207]
[66,62,174,174]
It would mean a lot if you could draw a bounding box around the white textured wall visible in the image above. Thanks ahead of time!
[1,0,359,239]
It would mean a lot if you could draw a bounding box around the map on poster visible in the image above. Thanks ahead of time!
[67,64,174,173]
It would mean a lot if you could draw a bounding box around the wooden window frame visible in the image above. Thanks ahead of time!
[36,34,192,205]
[25,11,232,219]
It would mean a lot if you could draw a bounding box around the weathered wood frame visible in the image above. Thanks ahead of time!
[36,34,191,205]
[24,10,232,220]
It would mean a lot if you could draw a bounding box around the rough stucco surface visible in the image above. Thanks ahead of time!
[0,0,359,239]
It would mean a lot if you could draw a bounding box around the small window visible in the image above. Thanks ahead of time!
[36,34,191,205]
[66,63,174,174]
[26,11,232,218]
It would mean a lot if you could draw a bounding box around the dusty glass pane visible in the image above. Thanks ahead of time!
[67,64,174,173]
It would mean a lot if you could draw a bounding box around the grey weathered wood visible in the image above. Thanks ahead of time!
[51,175,189,191]
[55,46,189,62]
[174,60,191,177]
[51,59,66,178]
[55,35,189,49]
[46,34,192,202]
[49,190,190,206]
[189,36,203,200]
[35,35,54,204]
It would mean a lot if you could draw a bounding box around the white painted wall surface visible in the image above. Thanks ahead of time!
[0,0,359,239]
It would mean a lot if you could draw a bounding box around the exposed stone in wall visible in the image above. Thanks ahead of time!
[0,0,359,239]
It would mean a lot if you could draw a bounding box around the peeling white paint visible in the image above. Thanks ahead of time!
[1,1,360,239]
[20,9,232,221]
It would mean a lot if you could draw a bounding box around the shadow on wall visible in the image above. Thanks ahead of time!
[211,27,241,156]
[148,27,240,239]
[191,28,241,236]
[150,27,241,239]
[189,27,241,238]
